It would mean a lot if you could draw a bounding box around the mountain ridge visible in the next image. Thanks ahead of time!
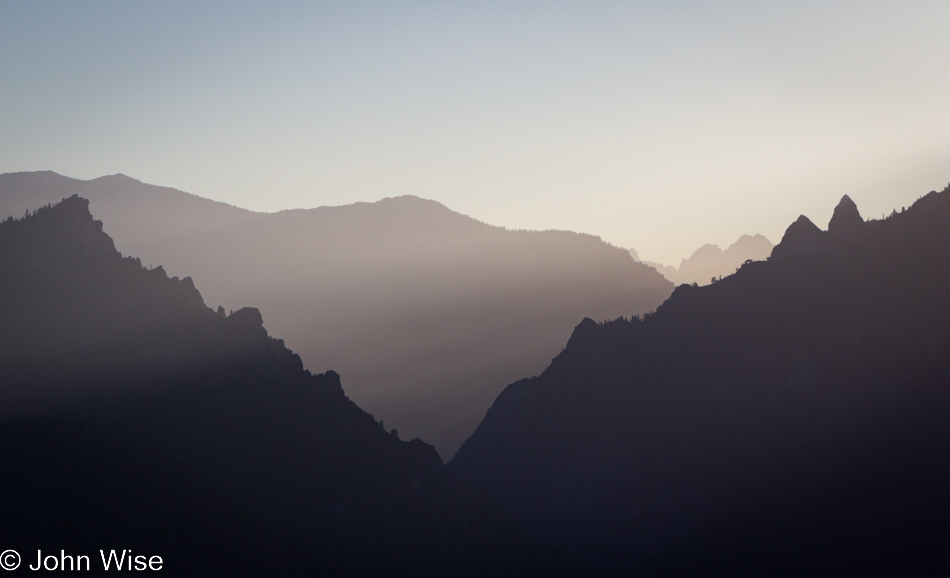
[1,171,672,458]
[0,195,526,576]
[451,185,950,575]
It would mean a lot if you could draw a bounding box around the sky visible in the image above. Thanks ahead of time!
[2,1,949,265]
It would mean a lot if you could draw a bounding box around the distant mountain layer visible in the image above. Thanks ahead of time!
[634,234,774,286]
[451,190,950,575]
[0,171,673,458]
[0,197,523,576]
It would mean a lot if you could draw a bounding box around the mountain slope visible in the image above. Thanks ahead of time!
[0,196,523,577]
[451,188,950,575]
[0,171,673,458]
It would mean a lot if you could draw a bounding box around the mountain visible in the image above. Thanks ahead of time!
[451,188,950,575]
[0,171,673,458]
[635,234,774,286]
[0,196,525,576]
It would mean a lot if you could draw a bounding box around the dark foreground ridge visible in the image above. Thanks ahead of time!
[451,188,950,576]
[0,417,333,577]
[0,196,526,577]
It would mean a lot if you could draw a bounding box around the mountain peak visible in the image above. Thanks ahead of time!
[732,233,771,246]
[725,234,773,255]
[55,193,91,213]
[90,173,143,186]
[227,306,265,330]
[5,194,118,256]
[559,317,602,357]
[376,194,446,208]
[828,194,864,236]
[771,215,823,260]
[693,243,724,258]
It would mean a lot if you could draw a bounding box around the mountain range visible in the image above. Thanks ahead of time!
[4,176,949,576]
[451,190,950,575]
[0,196,527,576]
[0,171,673,458]
[632,234,774,286]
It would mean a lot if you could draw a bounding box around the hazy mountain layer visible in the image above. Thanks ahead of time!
[451,189,950,575]
[0,197,526,576]
[634,233,774,286]
[0,171,673,458]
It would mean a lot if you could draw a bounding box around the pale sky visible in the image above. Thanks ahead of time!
[2,1,948,265]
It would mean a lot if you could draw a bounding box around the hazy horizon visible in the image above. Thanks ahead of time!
[0,168,774,267]
[0,168,932,268]
[3,2,948,265]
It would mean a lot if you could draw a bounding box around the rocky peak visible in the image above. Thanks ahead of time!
[828,194,864,237]
[0,194,119,267]
[770,215,824,260]
[555,317,602,360]
[687,243,723,261]
[228,306,264,328]
[723,234,774,264]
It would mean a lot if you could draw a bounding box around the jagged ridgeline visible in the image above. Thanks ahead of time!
[450,188,950,576]
[0,197,525,577]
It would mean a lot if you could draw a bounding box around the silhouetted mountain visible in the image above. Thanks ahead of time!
[0,417,335,577]
[0,171,256,251]
[635,234,774,286]
[828,193,864,237]
[0,197,527,576]
[452,189,950,575]
[770,214,826,260]
[0,171,672,458]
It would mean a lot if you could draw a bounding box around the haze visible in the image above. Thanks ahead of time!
[2,1,949,265]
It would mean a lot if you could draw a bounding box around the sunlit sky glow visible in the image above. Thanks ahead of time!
[2,1,949,264]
